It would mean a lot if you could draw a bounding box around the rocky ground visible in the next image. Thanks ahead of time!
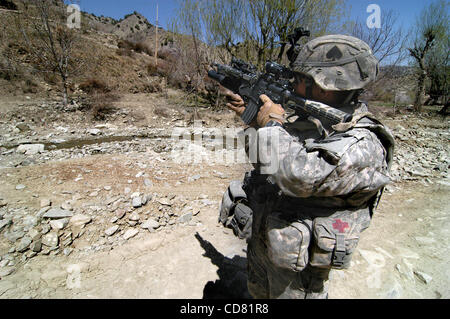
[0,93,448,299]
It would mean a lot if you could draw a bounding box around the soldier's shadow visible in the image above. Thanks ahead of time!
[194,232,252,299]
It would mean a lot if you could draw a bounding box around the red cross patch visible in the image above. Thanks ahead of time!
[332,219,349,233]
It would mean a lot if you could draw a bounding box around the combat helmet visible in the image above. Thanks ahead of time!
[291,34,379,91]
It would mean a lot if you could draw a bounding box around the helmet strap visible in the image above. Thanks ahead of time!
[305,77,314,100]
[340,91,356,106]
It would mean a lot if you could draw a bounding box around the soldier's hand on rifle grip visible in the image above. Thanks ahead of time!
[221,87,246,116]
[257,94,286,128]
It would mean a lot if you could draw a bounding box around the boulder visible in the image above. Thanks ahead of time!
[141,218,160,230]
[16,144,45,155]
[42,232,59,247]
[30,240,42,253]
[129,212,140,221]
[0,219,12,232]
[178,212,193,224]
[414,271,432,284]
[87,128,101,135]
[16,236,32,252]
[49,218,69,230]
[40,198,52,208]
[132,197,142,208]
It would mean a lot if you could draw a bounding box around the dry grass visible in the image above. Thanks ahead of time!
[0,7,215,106]
[79,78,110,94]
[117,39,153,57]
[89,92,119,120]
[153,104,172,118]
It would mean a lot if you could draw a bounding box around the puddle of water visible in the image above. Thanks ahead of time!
[44,135,143,150]
[1,133,242,152]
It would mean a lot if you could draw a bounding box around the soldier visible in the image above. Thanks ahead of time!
[219,35,395,299]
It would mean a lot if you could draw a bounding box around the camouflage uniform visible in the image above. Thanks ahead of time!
[219,35,395,299]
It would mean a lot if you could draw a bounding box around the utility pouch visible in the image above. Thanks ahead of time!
[219,180,253,240]
[219,180,247,224]
[229,203,253,239]
[265,212,312,272]
[309,209,371,269]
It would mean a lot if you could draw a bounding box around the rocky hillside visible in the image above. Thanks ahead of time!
[0,2,183,101]
[83,11,171,47]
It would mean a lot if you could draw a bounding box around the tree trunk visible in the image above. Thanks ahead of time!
[277,43,287,64]
[257,47,265,69]
[414,65,427,112]
[62,78,68,107]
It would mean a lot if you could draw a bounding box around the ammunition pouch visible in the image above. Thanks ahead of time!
[265,212,312,272]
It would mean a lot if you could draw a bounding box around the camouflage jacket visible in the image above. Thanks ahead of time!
[255,108,395,210]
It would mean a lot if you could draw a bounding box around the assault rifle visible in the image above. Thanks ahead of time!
[208,58,352,126]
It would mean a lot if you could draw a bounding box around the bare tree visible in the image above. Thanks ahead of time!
[407,0,448,112]
[428,43,449,113]
[170,0,206,78]
[348,9,406,66]
[423,4,449,112]
[202,0,245,60]
[16,0,80,106]
[409,30,436,112]
[273,0,346,64]
[172,0,348,66]
[243,1,279,67]
[169,0,348,105]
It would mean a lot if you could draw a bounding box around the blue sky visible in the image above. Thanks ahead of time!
[347,0,433,28]
[77,0,434,31]
[77,0,179,29]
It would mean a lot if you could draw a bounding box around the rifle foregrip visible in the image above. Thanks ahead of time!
[288,93,352,125]
[304,101,352,124]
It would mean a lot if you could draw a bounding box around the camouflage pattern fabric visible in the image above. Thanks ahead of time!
[266,212,312,272]
[291,35,379,91]
[257,124,391,202]
[243,112,394,299]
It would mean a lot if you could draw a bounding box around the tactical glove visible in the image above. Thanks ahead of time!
[257,94,286,128]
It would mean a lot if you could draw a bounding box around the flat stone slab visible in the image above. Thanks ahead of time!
[0,219,12,232]
[69,214,92,227]
[123,229,139,240]
[0,267,15,278]
[178,212,193,224]
[105,225,119,236]
[42,208,74,219]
